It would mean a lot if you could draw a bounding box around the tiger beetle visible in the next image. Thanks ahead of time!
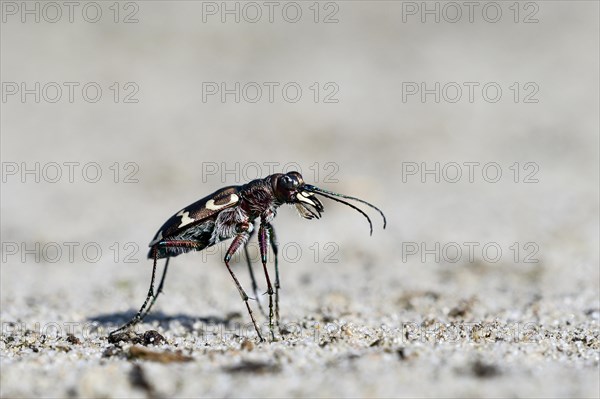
[110,171,386,342]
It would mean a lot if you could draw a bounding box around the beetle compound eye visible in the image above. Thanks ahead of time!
[281,175,294,189]
[287,171,303,187]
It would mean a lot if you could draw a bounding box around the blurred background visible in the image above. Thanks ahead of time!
[1,1,598,398]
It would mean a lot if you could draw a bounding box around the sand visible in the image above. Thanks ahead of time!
[1,2,598,398]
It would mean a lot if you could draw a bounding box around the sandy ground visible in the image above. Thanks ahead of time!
[1,1,599,398]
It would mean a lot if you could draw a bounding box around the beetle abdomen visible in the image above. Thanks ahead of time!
[147,219,216,259]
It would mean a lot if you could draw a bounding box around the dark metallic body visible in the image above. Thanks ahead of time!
[111,172,385,342]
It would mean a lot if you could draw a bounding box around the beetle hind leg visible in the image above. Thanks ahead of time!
[110,241,200,337]
[139,256,170,321]
[109,247,161,336]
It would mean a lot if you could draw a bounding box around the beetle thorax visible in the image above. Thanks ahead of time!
[240,178,281,220]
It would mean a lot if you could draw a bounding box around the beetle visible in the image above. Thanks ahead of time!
[110,171,386,341]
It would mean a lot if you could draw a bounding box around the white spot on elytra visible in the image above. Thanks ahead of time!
[177,210,195,228]
[206,194,239,211]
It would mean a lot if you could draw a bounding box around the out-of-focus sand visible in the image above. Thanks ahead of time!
[1,2,598,398]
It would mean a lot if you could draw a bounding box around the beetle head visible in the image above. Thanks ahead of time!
[270,171,387,233]
[272,171,324,219]
[270,171,387,232]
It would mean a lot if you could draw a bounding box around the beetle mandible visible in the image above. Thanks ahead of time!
[110,171,386,341]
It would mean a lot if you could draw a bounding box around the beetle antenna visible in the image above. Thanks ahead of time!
[308,190,374,235]
[304,185,387,229]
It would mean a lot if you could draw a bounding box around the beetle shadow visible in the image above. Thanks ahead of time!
[89,310,237,333]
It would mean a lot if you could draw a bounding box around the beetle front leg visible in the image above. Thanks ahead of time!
[225,232,264,342]
[258,223,275,340]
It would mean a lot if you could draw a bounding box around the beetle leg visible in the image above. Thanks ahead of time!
[110,240,204,336]
[266,224,281,331]
[258,223,275,340]
[110,246,160,336]
[225,232,264,342]
[244,225,267,317]
[139,256,170,322]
